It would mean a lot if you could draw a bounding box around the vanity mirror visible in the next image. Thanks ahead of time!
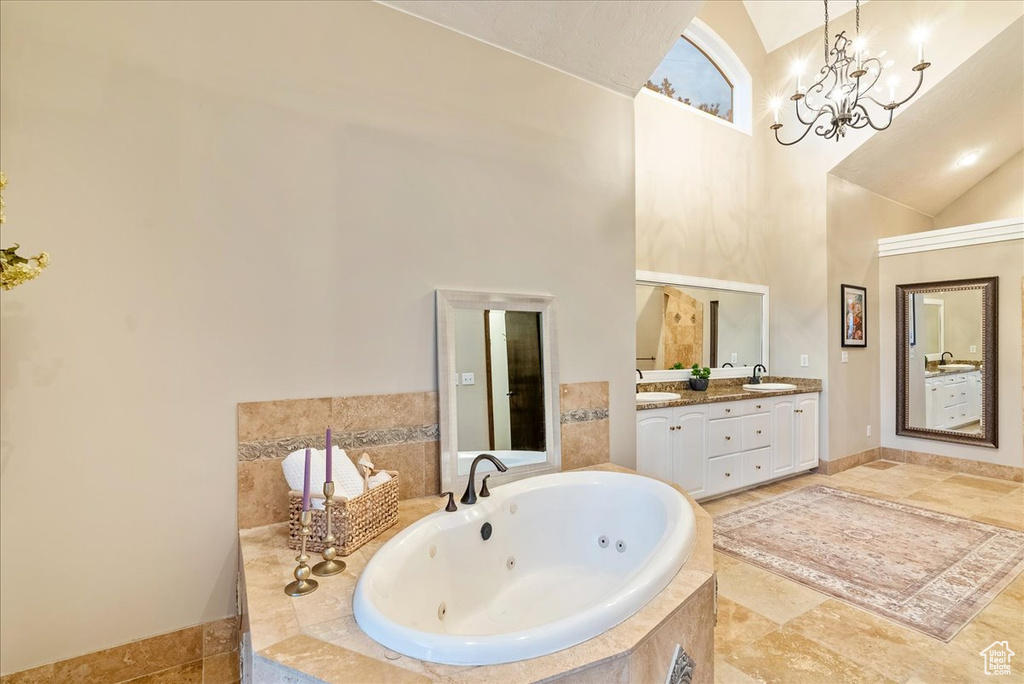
[896,277,998,448]
[436,290,561,493]
[636,271,769,377]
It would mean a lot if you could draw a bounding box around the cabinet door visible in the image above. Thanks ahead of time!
[796,395,819,469]
[637,409,672,482]
[672,408,708,498]
[771,398,796,476]
[925,379,942,428]
[968,372,982,422]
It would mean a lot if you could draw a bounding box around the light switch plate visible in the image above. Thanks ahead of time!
[461,372,475,386]
[731,352,738,363]
[841,351,848,363]
[970,345,977,353]
[800,354,809,367]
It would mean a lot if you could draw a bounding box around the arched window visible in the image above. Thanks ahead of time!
[643,19,752,134]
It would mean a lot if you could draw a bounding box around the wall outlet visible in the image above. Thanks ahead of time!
[867,425,872,436]
[841,351,848,363]
[970,345,977,353]
[800,354,809,367]
[461,372,475,386]
[731,352,738,363]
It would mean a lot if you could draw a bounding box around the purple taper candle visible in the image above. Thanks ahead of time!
[302,448,312,512]
[325,427,333,483]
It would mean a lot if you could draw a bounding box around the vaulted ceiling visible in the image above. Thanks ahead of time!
[742,0,866,54]
[831,18,1024,217]
[376,0,703,96]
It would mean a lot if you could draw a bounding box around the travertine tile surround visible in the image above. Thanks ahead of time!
[0,617,239,684]
[238,463,715,684]
[815,446,1022,482]
[237,383,610,529]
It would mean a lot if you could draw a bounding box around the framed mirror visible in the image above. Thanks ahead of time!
[436,290,561,494]
[636,270,769,379]
[896,277,998,448]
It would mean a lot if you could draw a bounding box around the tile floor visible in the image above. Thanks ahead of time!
[707,461,1024,684]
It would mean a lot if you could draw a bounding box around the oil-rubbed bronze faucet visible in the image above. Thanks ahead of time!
[750,364,767,384]
[461,454,508,505]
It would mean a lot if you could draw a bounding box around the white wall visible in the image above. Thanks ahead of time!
[0,0,636,673]
[454,309,489,450]
[934,150,1024,229]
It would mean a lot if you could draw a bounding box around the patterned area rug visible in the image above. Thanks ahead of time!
[713,485,1024,641]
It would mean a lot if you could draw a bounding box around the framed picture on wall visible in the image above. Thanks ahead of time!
[841,284,867,347]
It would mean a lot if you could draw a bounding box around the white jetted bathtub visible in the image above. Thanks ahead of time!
[352,470,696,665]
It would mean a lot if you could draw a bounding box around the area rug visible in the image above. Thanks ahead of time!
[713,485,1024,641]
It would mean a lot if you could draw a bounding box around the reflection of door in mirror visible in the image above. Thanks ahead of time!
[454,310,544,453]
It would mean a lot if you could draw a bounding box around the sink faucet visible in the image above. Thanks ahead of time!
[722,362,734,368]
[461,454,508,505]
[941,351,953,364]
[750,364,767,384]
[636,368,644,380]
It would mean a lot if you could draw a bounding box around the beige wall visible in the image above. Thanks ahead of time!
[879,240,1023,466]
[826,177,933,459]
[934,150,1024,229]
[0,1,636,674]
[453,309,490,450]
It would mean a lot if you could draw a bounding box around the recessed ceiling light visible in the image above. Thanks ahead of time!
[956,150,981,167]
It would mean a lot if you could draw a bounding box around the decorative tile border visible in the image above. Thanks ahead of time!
[560,407,610,424]
[237,424,439,461]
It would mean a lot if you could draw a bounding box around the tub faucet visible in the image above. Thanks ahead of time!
[941,351,953,364]
[750,364,767,384]
[461,454,508,505]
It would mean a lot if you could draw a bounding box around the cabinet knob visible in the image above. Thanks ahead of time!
[931,388,937,392]
[756,465,762,470]
[795,409,803,413]
[725,408,731,413]
[725,472,731,477]
[725,436,731,441]
[756,430,762,434]
[755,404,762,409]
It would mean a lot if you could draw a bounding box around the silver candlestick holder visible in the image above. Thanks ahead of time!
[284,510,318,596]
[312,481,346,577]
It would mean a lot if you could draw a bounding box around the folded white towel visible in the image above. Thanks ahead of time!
[367,471,392,489]
[282,447,365,509]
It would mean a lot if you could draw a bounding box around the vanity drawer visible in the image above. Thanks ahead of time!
[708,453,742,496]
[744,398,770,415]
[941,382,967,408]
[709,402,742,420]
[743,447,771,485]
[742,413,771,450]
[709,417,742,456]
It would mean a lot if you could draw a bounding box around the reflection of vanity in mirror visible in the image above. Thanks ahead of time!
[636,271,769,375]
[436,290,561,492]
[897,277,998,448]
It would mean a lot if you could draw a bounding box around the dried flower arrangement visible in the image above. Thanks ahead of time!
[0,173,50,291]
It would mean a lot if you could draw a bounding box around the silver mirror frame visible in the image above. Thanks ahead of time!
[895,276,998,448]
[635,270,770,380]
[436,290,561,495]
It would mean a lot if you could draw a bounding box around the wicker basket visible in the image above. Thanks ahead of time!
[287,470,399,555]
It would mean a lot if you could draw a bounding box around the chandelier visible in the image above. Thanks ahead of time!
[770,0,930,145]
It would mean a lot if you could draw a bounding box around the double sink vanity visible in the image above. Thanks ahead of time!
[636,380,821,501]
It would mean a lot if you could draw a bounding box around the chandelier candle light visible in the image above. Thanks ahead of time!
[771,0,930,145]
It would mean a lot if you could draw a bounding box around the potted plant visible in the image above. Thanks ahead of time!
[689,364,711,391]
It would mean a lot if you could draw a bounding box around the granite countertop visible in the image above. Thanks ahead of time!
[239,463,715,684]
[924,363,982,378]
[636,376,822,411]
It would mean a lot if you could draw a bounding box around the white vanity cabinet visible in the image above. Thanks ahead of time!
[925,370,981,429]
[636,393,819,500]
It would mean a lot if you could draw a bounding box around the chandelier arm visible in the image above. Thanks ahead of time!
[775,118,825,146]
[794,96,822,125]
[854,57,883,95]
[892,67,927,108]
[853,102,894,131]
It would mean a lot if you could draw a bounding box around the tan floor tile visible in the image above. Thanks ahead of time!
[715,557,829,624]
[783,599,945,682]
[944,474,1022,495]
[714,656,761,684]
[715,597,779,656]
[702,491,769,518]
[726,630,899,684]
[904,479,1010,517]
[971,490,1024,531]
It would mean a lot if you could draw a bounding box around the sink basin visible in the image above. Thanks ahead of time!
[636,391,681,403]
[937,364,975,371]
[742,383,797,392]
